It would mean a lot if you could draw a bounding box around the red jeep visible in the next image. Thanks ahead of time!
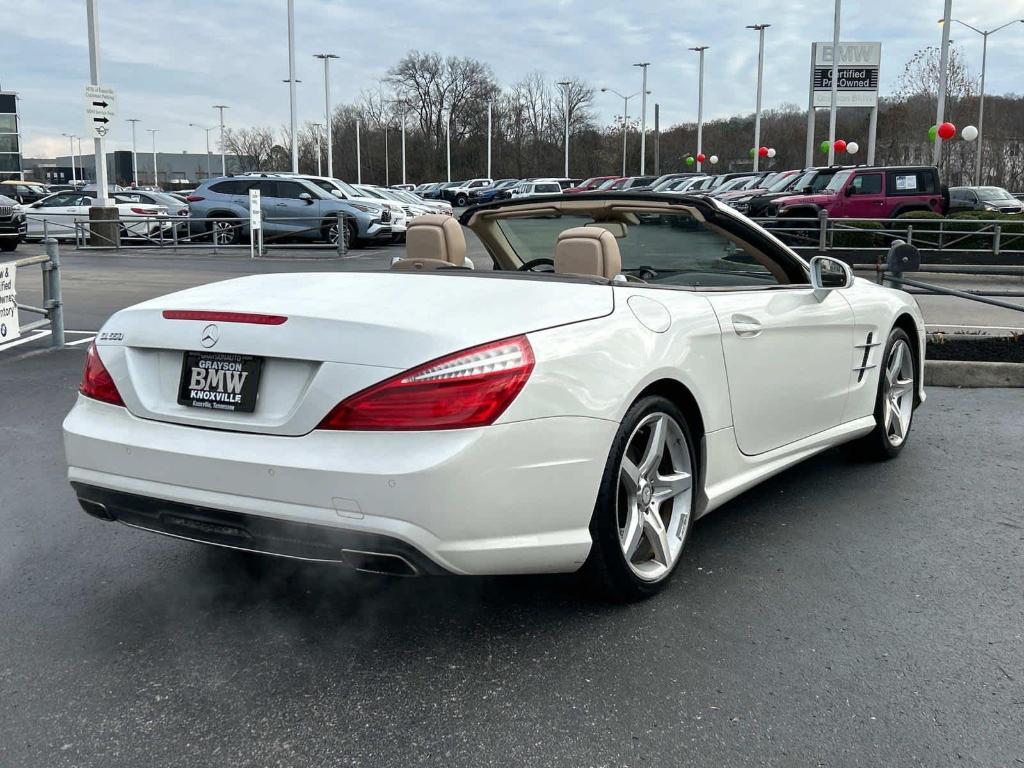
[773,166,946,219]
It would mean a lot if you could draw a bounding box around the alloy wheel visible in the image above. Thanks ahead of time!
[882,338,914,447]
[211,220,235,245]
[617,412,694,581]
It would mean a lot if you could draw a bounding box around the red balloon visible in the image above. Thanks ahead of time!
[834,139,847,153]
[696,153,706,163]
[758,146,769,158]
[937,121,956,140]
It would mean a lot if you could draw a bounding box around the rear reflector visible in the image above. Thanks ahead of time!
[317,335,534,431]
[80,342,125,406]
[161,310,288,325]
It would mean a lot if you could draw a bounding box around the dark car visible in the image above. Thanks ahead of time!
[468,179,519,205]
[0,193,27,252]
[747,167,849,217]
[949,186,1023,214]
[620,175,658,191]
[0,180,50,205]
[564,176,621,194]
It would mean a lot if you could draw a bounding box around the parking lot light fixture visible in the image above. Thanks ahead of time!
[62,133,78,186]
[356,119,362,185]
[601,87,642,176]
[126,119,140,187]
[212,105,228,176]
[746,24,770,171]
[689,46,709,173]
[401,113,407,185]
[557,81,571,177]
[445,111,451,183]
[933,0,953,165]
[633,63,650,174]
[311,123,323,176]
[939,17,1024,183]
[486,101,492,180]
[314,53,339,178]
[286,0,298,174]
[189,123,214,180]
[146,129,158,188]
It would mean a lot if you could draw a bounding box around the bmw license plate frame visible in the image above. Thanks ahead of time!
[177,351,263,413]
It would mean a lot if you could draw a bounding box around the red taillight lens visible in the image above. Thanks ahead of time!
[80,342,125,406]
[161,310,288,325]
[185,195,204,202]
[130,207,157,215]
[318,335,534,431]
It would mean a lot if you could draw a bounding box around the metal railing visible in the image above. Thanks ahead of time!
[9,239,65,348]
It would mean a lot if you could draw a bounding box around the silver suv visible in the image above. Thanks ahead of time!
[187,175,391,247]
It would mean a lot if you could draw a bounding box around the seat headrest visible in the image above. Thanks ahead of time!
[554,226,622,279]
[397,214,466,270]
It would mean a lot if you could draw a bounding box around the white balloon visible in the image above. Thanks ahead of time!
[846,141,860,155]
[962,125,979,141]
[767,148,777,158]
[709,155,719,165]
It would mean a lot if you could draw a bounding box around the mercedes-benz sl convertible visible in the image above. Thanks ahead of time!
[63,193,925,600]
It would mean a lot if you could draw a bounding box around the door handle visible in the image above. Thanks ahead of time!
[732,314,762,337]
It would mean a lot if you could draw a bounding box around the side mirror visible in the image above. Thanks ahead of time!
[331,190,344,198]
[886,240,921,273]
[844,186,855,197]
[299,192,313,204]
[809,255,854,290]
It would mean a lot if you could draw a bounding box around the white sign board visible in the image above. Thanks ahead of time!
[84,84,118,138]
[0,262,18,342]
[249,188,262,230]
[812,42,881,108]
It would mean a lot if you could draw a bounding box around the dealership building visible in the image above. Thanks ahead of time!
[1,92,23,180]
[24,150,241,188]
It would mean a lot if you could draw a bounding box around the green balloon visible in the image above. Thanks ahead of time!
[820,140,830,154]
[686,156,695,166]
[749,147,756,158]
[928,125,938,142]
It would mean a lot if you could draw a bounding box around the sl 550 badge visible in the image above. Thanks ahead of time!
[99,331,124,341]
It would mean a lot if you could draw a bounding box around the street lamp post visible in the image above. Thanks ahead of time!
[689,46,708,173]
[633,63,650,174]
[355,119,362,184]
[85,0,110,205]
[934,0,953,165]
[747,24,770,171]
[486,100,492,180]
[126,118,140,186]
[147,128,158,187]
[557,81,571,177]
[825,1,841,166]
[445,111,451,182]
[213,105,228,175]
[401,114,407,185]
[942,17,1024,183]
[62,133,78,186]
[601,88,643,176]
[313,53,338,178]
[189,123,214,179]
[286,0,298,173]
[311,123,323,176]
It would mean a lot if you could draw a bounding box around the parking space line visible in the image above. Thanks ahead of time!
[66,336,97,346]
[0,330,52,352]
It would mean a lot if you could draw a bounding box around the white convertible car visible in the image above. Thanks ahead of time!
[63,193,925,599]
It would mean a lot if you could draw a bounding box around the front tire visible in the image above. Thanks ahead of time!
[455,195,469,207]
[584,396,697,601]
[208,215,239,246]
[0,240,17,252]
[843,327,916,461]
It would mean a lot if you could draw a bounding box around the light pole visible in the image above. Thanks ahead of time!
[213,105,228,175]
[601,88,643,176]
[147,128,158,187]
[355,119,362,184]
[286,0,298,173]
[747,24,770,171]
[313,53,338,178]
[311,123,323,176]
[126,118,140,186]
[633,63,650,174]
[85,0,110,205]
[689,46,708,173]
[384,123,390,186]
[934,0,953,165]
[825,1,841,166]
[557,81,571,177]
[401,113,407,185]
[941,17,1024,183]
[189,123,214,180]
[445,111,451,182]
[62,133,78,186]
[486,100,492,180]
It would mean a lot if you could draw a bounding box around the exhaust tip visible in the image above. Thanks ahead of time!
[78,499,116,521]
[341,549,419,577]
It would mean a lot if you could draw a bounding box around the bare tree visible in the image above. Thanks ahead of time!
[223,127,279,172]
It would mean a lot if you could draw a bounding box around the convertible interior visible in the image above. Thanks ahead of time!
[390,197,810,289]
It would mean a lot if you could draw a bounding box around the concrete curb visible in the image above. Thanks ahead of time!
[925,360,1024,388]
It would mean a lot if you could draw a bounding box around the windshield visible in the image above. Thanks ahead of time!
[824,170,854,192]
[717,177,753,193]
[766,173,797,192]
[976,187,1013,201]
[597,178,620,190]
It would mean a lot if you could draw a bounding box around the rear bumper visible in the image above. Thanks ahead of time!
[63,397,614,575]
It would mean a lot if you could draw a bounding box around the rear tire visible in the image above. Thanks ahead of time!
[0,240,17,252]
[208,215,239,245]
[842,327,916,461]
[455,194,469,207]
[583,395,697,602]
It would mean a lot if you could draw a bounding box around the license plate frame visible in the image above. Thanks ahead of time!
[177,351,264,413]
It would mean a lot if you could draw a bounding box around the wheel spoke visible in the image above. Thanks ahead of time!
[620,501,643,560]
[620,457,641,492]
[638,416,666,475]
[652,471,692,503]
[643,509,671,566]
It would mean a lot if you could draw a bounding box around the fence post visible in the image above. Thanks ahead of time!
[336,215,348,257]
[45,239,64,349]
[906,224,913,246]
[818,209,828,252]
[993,224,1001,257]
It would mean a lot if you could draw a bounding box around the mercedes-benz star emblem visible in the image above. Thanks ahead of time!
[200,324,220,348]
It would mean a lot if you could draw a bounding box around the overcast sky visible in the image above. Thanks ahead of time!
[6,0,1024,159]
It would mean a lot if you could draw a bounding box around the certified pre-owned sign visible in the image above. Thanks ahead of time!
[811,42,881,108]
[0,262,18,342]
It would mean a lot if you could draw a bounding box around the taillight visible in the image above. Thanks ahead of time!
[80,342,125,406]
[317,335,534,431]
[185,195,205,202]
[130,207,157,215]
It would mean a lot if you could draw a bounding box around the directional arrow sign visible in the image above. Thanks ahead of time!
[84,84,118,138]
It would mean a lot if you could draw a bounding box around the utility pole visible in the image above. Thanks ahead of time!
[557,81,571,177]
[690,46,708,173]
[85,0,110,205]
[314,53,338,178]
[213,105,228,175]
[633,63,650,174]
[826,2,841,165]
[147,128,158,187]
[126,118,140,187]
[747,24,770,172]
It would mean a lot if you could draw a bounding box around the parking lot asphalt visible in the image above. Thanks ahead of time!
[1,241,1023,766]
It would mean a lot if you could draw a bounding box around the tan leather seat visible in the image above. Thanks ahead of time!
[392,214,467,270]
[554,226,622,279]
